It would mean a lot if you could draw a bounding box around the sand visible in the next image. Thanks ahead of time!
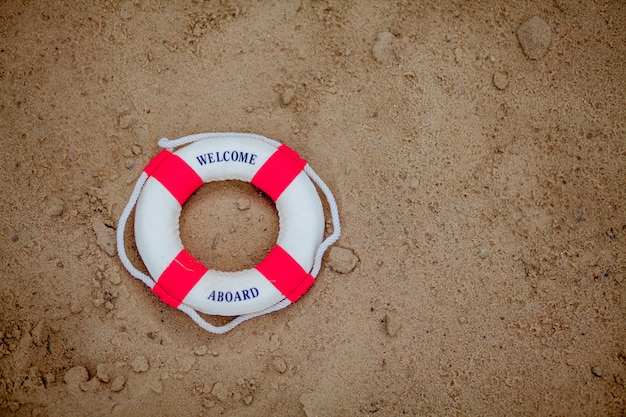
[1,1,625,416]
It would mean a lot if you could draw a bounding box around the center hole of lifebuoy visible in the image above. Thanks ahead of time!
[180,181,279,272]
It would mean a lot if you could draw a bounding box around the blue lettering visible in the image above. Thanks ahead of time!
[208,288,259,302]
[196,154,207,165]
[195,151,258,166]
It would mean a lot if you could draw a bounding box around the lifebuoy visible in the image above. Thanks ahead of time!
[117,133,340,333]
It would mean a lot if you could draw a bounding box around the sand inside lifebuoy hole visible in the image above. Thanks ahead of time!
[179,180,279,272]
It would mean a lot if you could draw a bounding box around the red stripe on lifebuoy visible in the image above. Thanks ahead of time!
[152,249,208,308]
[143,149,172,176]
[251,144,306,201]
[152,284,182,309]
[147,152,203,205]
[256,245,314,302]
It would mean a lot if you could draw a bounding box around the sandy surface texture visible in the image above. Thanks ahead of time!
[1,1,625,416]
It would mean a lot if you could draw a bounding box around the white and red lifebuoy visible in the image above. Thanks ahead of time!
[117,133,340,333]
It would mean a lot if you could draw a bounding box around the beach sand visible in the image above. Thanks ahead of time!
[1,1,625,415]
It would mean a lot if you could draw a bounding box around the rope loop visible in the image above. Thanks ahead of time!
[117,132,340,334]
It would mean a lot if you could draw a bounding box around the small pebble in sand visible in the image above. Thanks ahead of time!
[131,355,149,373]
[280,87,295,106]
[110,375,125,392]
[328,246,359,274]
[193,345,209,356]
[211,381,229,402]
[64,366,88,388]
[96,363,112,383]
[80,377,101,393]
[91,218,116,256]
[237,198,251,210]
[493,72,508,90]
[272,356,287,373]
[591,366,602,378]
[31,319,48,346]
[517,16,552,60]
[150,379,163,394]
[46,197,65,217]
[106,269,122,285]
[372,31,394,62]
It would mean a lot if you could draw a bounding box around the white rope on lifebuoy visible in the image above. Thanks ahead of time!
[116,132,341,334]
